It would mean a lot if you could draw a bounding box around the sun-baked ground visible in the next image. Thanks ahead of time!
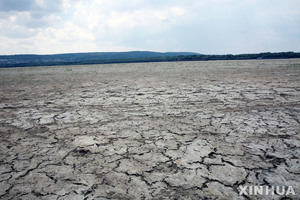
[0,59,299,199]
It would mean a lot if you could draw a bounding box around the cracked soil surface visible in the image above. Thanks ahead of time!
[0,59,299,199]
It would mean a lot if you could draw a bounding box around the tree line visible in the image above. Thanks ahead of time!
[1,51,300,68]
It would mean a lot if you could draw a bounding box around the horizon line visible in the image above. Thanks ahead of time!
[1,50,299,57]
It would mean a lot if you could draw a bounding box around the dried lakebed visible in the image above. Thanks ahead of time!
[0,60,299,200]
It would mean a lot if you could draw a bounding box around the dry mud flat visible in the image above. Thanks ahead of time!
[0,59,299,200]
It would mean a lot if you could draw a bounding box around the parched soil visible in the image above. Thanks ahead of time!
[0,59,299,200]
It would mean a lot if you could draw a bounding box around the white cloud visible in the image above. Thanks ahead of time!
[0,0,299,54]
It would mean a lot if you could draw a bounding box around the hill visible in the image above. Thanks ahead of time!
[0,51,198,67]
[1,51,300,68]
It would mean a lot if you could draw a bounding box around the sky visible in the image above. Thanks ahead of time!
[0,0,299,55]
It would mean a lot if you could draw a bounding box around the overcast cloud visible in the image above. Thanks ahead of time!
[0,0,299,55]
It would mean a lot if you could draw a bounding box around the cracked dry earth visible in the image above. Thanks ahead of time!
[0,59,299,200]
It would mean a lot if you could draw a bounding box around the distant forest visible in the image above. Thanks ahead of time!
[1,51,300,68]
